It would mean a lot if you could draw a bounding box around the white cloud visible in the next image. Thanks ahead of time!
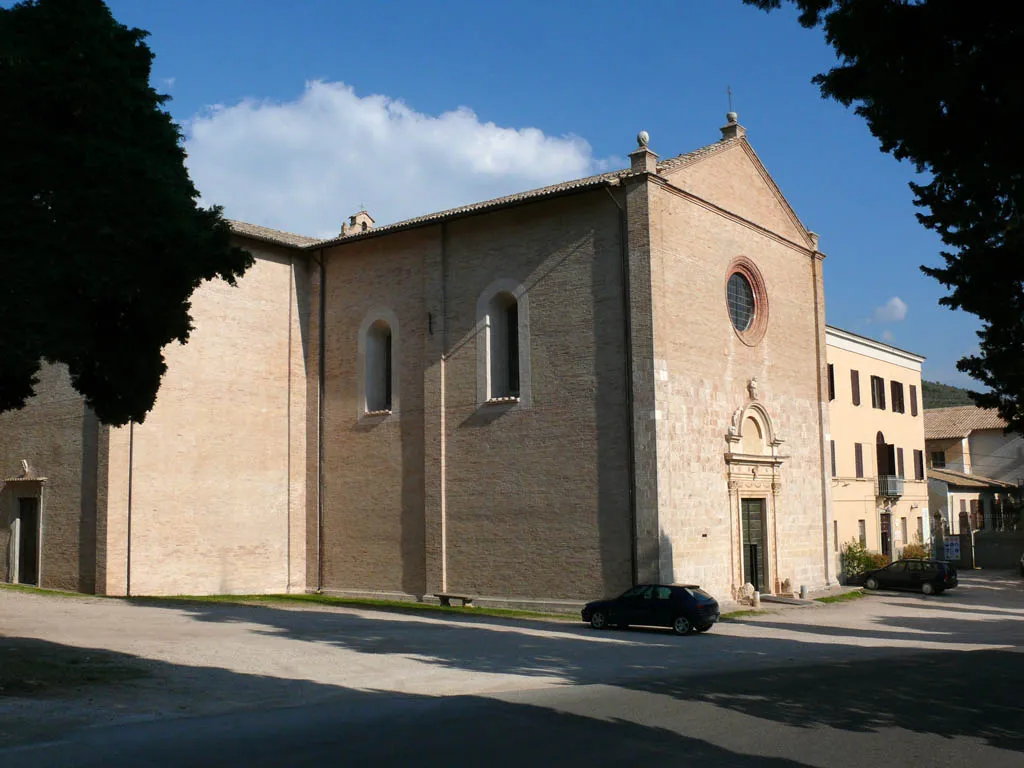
[182,81,615,238]
[872,296,908,324]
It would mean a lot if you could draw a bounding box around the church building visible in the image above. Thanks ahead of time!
[0,114,836,606]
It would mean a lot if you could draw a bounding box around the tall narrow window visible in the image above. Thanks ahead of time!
[366,320,393,412]
[916,516,923,542]
[830,440,837,478]
[854,443,864,478]
[833,520,839,551]
[488,292,520,399]
[858,519,866,547]
[851,370,861,406]
[827,364,835,401]
[477,280,531,408]
[506,301,520,397]
[909,384,918,416]
[914,449,924,480]
[901,517,908,544]
[870,375,886,410]
[897,447,905,478]
[891,380,905,413]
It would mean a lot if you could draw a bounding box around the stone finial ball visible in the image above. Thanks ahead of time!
[637,130,650,148]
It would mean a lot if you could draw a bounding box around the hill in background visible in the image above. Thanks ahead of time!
[922,380,977,410]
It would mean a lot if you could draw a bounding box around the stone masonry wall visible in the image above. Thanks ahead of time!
[104,244,307,596]
[318,190,634,602]
[0,364,103,591]
[648,142,830,599]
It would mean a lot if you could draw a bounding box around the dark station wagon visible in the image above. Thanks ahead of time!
[863,559,958,595]
[582,584,721,636]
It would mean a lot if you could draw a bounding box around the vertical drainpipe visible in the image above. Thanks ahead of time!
[286,254,294,593]
[126,420,134,598]
[439,221,449,593]
[604,185,639,585]
[316,248,326,593]
[810,243,832,585]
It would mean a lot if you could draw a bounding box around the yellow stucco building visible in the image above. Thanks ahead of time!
[826,327,928,570]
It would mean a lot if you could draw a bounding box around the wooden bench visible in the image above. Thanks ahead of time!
[434,593,474,607]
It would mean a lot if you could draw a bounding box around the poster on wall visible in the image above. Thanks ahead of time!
[943,539,961,561]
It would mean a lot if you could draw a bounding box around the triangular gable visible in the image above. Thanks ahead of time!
[659,140,814,248]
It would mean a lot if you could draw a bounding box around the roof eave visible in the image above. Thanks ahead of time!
[307,176,621,250]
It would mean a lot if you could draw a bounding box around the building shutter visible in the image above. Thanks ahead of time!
[913,449,924,480]
[890,380,904,413]
[855,443,864,478]
[897,447,905,478]
[828,364,835,401]
[830,440,837,478]
[909,384,918,416]
[851,370,860,405]
[870,376,886,410]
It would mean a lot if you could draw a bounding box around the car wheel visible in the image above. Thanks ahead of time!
[921,582,936,595]
[695,624,713,633]
[590,610,608,630]
[865,577,879,590]
[671,616,693,636]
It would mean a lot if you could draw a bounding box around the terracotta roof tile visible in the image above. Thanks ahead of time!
[314,169,633,247]
[924,406,1007,440]
[228,220,319,248]
[927,467,1014,490]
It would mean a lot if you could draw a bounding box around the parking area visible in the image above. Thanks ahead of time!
[2,570,1022,749]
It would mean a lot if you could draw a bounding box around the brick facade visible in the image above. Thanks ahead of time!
[1,119,834,603]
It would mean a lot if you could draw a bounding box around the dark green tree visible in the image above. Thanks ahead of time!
[0,0,251,425]
[744,0,1024,432]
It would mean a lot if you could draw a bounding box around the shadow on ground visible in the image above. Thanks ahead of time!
[108,572,1024,753]
[0,637,807,767]
[2,572,1020,763]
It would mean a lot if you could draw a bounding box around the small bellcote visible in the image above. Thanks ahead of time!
[341,210,375,236]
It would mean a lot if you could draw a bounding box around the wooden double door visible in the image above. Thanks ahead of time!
[741,498,767,592]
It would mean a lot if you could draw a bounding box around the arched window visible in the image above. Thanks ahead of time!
[488,292,520,399]
[476,279,531,407]
[366,319,392,412]
[875,431,895,476]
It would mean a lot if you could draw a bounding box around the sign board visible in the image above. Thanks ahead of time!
[943,539,961,561]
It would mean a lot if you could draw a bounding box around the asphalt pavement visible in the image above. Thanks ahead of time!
[1,571,1022,766]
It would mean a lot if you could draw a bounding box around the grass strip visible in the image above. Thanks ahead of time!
[720,609,769,620]
[814,590,865,604]
[0,583,89,598]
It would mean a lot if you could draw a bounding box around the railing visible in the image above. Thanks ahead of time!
[877,475,904,498]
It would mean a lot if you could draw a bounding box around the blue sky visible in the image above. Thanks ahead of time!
[99,0,979,387]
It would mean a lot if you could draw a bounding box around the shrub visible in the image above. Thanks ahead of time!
[901,542,930,560]
[841,539,891,584]
[865,552,891,570]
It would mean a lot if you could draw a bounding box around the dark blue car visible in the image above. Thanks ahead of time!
[581,584,720,635]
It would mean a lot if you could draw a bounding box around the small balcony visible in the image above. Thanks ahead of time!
[877,475,904,498]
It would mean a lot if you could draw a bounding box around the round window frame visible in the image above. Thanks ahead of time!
[725,257,768,346]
